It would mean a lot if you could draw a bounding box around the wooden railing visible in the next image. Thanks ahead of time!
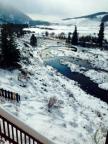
[0,89,20,102]
[0,107,55,144]
[0,106,107,144]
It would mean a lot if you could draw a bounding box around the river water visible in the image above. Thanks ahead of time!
[45,58,108,103]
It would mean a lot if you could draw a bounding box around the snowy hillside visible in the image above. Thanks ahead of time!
[0,29,108,144]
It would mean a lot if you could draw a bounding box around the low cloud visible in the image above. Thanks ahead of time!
[0,0,108,19]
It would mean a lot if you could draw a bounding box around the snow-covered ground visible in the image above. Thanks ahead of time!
[0,29,108,144]
[57,48,108,91]
[25,24,108,39]
[39,38,108,91]
[58,47,108,90]
[85,70,108,90]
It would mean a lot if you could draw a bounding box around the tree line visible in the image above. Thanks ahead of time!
[66,22,105,48]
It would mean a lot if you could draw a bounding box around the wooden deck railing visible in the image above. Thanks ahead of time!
[0,106,55,144]
[105,132,108,144]
[0,106,107,144]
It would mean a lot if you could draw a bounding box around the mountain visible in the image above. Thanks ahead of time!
[62,12,108,26]
[0,3,31,24]
[102,15,108,22]
[0,3,50,26]
[63,12,108,21]
[29,20,50,26]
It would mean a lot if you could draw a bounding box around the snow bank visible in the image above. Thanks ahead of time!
[85,70,108,90]
[99,83,108,90]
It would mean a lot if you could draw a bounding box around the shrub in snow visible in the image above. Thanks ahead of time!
[30,34,37,47]
[58,32,66,40]
[66,32,72,44]
[48,97,64,112]
[48,96,57,110]
[79,35,98,47]
[50,32,55,38]
[45,31,49,37]
[94,127,107,144]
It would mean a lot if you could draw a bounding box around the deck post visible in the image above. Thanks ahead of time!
[105,132,108,144]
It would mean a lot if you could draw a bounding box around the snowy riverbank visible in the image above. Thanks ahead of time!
[0,34,108,144]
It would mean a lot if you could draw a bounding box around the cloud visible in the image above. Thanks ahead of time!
[0,0,108,19]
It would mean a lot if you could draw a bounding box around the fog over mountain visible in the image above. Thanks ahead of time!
[0,0,108,21]
[0,3,31,24]
[0,1,108,25]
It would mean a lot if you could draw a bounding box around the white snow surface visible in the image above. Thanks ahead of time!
[59,47,108,90]
[99,83,108,90]
[0,31,108,144]
[25,22,108,40]
[85,70,108,90]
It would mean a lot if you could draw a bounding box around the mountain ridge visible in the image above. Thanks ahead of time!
[62,12,108,22]
[0,3,51,26]
[0,3,32,24]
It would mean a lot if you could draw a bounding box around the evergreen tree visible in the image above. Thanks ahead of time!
[45,31,49,37]
[71,26,78,45]
[30,34,37,47]
[98,22,104,47]
[1,24,20,67]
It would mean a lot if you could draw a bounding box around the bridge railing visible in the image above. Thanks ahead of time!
[0,106,55,144]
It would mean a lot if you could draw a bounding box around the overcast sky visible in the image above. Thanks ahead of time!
[0,0,108,21]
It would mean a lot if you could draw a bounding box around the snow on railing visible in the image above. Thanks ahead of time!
[0,106,55,144]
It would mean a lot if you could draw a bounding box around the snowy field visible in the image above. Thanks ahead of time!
[0,26,108,144]
[25,24,108,40]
